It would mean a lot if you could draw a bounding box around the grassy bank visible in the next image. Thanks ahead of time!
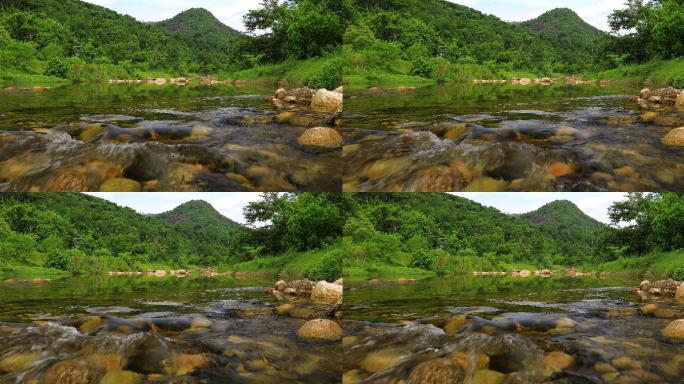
[590,250,684,280]
[229,245,342,282]
[587,59,684,87]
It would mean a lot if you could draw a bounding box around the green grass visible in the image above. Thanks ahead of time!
[229,245,341,280]
[0,265,70,280]
[230,55,339,87]
[0,73,71,88]
[591,250,684,279]
[588,58,684,87]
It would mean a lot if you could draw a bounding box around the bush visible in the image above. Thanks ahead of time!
[45,250,72,270]
[671,75,684,89]
[410,58,435,78]
[409,250,437,270]
[308,251,343,281]
[672,266,684,280]
[308,58,343,89]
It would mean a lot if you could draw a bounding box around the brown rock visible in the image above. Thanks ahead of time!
[41,360,95,384]
[297,127,343,149]
[543,351,574,373]
[407,358,464,384]
[0,353,40,372]
[548,162,574,177]
[163,353,209,376]
[662,128,684,146]
[297,319,342,341]
[311,89,343,112]
[407,166,464,192]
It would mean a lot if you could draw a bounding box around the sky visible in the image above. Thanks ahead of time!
[451,192,627,223]
[87,192,263,224]
[85,0,622,32]
[88,192,627,225]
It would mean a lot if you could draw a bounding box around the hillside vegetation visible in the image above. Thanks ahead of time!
[0,0,344,87]
[0,193,344,281]
[343,193,684,281]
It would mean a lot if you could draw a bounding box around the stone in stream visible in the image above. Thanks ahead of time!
[297,127,343,150]
[542,351,574,373]
[163,353,209,376]
[274,303,294,315]
[662,319,684,339]
[472,369,505,384]
[443,315,468,335]
[408,166,465,192]
[100,370,143,384]
[0,352,40,372]
[360,347,404,372]
[99,178,142,192]
[296,319,342,341]
[311,89,343,112]
[662,127,684,146]
[407,358,464,384]
[40,360,96,384]
[640,303,658,315]
[310,280,343,302]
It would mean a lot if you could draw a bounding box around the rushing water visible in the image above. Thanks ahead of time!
[343,84,684,192]
[0,276,341,383]
[0,84,341,192]
[342,276,684,383]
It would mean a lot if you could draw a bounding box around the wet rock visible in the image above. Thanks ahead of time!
[407,358,464,384]
[311,280,343,302]
[654,307,680,318]
[79,316,105,333]
[274,111,294,123]
[611,356,641,370]
[163,353,209,376]
[274,304,294,315]
[655,115,682,126]
[41,360,95,384]
[464,177,507,192]
[311,89,343,112]
[662,319,684,339]
[640,89,651,100]
[343,336,359,348]
[79,123,107,142]
[0,352,40,372]
[296,319,342,341]
[543,351,574,373]
[547,162,575,177]
[297,127,342,150]
[183,125,212,142]
[275,280,287,291]
[662,127,684,146]
[443,123,470,141]
[99,178,142,192]
[472,369,505,384]
[288,307,317,319]
[443,315,468,335]
[640,303,658,315]
[407,166,464,192]
[595,362,617,374]
[360,348,403,373]
[100,370,143,384]
[275,88,286,99]
[450,352,490,371]
[343,369,363,384]
[364,157,412,181]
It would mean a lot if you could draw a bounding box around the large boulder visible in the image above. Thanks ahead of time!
[297,127,342,150]
[311,89,343,112]
[311,280,343,302]
[296,319,342,341]
[662,319,684,339]
[663,127,684,146]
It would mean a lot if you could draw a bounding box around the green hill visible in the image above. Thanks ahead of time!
[343,193,604,277]
[156,8,243,72]
[520,8,606,71]
[520,200,605,249]
[155,200,241,261]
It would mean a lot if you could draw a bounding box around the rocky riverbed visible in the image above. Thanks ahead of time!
[343,276,684,383]
[0,84,342,192]
[343,84,684,192]
[0,276,343,383]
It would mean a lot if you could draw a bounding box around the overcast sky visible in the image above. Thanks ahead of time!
[88,192,626,225]
[85,0,621,32]
[452,192,627,224]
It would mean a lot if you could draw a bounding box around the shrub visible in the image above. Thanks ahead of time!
[410,58,435,78]
[308,58,343,89]
[308,251,343,281]
[409,250,437,270]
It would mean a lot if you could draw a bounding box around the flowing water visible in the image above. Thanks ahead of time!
[0,276,341,383]
[343,84,684,192]
[342,276,684,383]
[0,84,341,192]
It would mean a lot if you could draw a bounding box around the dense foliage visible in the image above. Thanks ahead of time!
[0,193,345,280]
[341,193,606,274]
[0,0,344,86]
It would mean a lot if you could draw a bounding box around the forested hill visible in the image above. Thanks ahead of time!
[520,200,605,249]
[520,8,605,70]
[347,0,607,73]
[344,193,604,267]
[0,193,242,273]
[155,200,240,261]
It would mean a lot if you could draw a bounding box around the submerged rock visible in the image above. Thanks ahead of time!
[662,319,684,339]
[297,127,342,150]
[360,347,403,373]
[407,358,464,384]
[662,128,684,147]
[0,352,40,372]
[296,319,342,341]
